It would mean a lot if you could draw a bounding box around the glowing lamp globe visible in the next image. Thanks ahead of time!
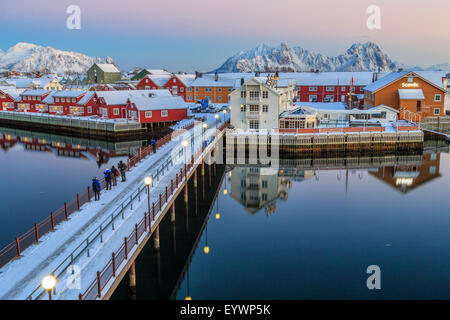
[223,189,228,195]
[185,296,192,300]
[214,114,219,119]
[202,123,208,129]
[144,177,153,186]
[181,140,189,148]
[215,213,220,220]
[204,246,210,254]
[42,275,56,291]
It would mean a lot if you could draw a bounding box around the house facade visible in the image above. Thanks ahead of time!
[229,77,296,130]
[87,63,121,84]
[364,71,447,120]
[16,90,52,112]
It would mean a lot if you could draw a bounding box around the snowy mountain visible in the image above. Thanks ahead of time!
[0,42,114,74]
[215,42,403,73]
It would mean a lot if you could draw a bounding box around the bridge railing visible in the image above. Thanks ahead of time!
[25,118,219,300]
[79,123,227,300]
[0,118,202,272]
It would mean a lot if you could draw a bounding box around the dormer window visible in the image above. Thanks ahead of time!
[407,77,414,83]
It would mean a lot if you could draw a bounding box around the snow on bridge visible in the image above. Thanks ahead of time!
[0,112,228,300]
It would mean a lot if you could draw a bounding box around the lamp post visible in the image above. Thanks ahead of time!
[222,109,226,123]
[182,140,188,179]
[42,274,57,300]
[214,114,219,129]
[203,224,209,254]
[144,176,153,216]
[215,196,220,220]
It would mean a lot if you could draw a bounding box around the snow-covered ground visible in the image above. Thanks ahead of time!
[0,112,229,300]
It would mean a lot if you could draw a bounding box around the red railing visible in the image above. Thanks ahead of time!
[79,121,227,300]
[0,118,206,271]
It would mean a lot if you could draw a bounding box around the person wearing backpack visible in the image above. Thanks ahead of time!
[92,177,101,201]
[104,168,112,190]
[111,165,119,186]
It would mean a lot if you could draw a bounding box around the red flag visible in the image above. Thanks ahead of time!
[351,76,354,87]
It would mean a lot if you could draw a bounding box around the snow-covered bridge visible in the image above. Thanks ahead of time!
[0,113,228,300]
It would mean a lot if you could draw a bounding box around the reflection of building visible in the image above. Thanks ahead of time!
[229,166,314,215]
[369,152,441,193]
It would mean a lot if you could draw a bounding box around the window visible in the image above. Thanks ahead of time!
[88,106,92,113]
[262,193,268,201]
[262,105,268,112]
[195,88,199,92]
[249,91,260,100]
[218,88,222,92]
[249,105,259,112]
[113,108,120,115]
[241,91,246,98]
[326,86,334,92]
[434,108,440,115]
[240,104,246,112]
[218,96,222,102]
[187,95,192,100]
[262,180,268,188]
[434,94,442,102]
[145,111,152,118]
[407,77,414,83]
[309,95,317,102]
[161,110,168,117]
[351,87,355,92]
[173,79,176,83]
[262,91,268,99]
[180,87,184,92]
[205,88,212,92]
[341,87,346,92]
[249,119,259,129]
[309,86,317,91]
[187,87,192,92]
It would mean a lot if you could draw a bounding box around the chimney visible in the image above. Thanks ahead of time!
[215,72,218,82]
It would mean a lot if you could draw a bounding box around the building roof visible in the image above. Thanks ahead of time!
[42,91,57,104]
[77,91,96,105]
[398,89,425,100]
[95,63,121,73]
[363,71,409,93]
[21,89,51,96]
[145,69,171,76]
[96,89,172,105]
[1,88,22,100]
[191,74,236,87]
[174,74,196,87]
[294,102,347,111]
[52,90,86,98]
[129,95,187,111]
[369,105,400,114]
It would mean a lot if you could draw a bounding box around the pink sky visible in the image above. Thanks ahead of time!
[1,0,449,69]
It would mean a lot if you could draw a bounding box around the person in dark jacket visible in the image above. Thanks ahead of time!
[151,139,156,153]
[111,165,119,186]
[92,178,101,201]
[104,168,112,190]
[118,160,127,182]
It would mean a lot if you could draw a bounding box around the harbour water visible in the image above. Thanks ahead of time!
[2,126,450,299]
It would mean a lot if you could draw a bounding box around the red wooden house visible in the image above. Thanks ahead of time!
[126,95,188,126]
[15,90,52,113]
[47,91,97,116]
[0,88,21,111]
[136,74,172,90]
[163,74,195,101]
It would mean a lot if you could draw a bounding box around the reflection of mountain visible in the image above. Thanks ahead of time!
[369,153,441,193]
[229,166,315,215]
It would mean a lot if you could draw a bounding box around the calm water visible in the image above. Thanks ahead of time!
[2,127,450,299]
[112,146,450,300]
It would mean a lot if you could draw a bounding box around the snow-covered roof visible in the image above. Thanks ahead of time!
[21,89,51,96]
[398,89,425,100]
[294,102,347,111]
[174,74,196,87]
[369,104,399,113]
[191,74,236,87]
[96,89,172,105]
[1,88,22,100]
[145,74,172,87]
[77,91,96,105]
[363,71,409,93]
[95,63,120,73]
[42,91,57,104]
[129,95,187,111]
[52,90,86,98]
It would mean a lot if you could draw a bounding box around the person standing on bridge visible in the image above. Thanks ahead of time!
[151,139,156,153]
[118,160,127,182]
[104,168,112,190]
[111,165,119,186]
[92,178,101,201]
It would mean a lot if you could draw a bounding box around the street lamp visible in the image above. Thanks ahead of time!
[222,109,226,123]
[215,195,220,219]
[42,274,56,300]
[182,140,188,178]
[214,114,219,129]
[144,176,153,216]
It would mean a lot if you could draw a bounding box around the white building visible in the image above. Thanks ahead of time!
[229,77,296,130]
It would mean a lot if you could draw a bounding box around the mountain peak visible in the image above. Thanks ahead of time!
[215,42,401,73]
[0,42,114,74]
